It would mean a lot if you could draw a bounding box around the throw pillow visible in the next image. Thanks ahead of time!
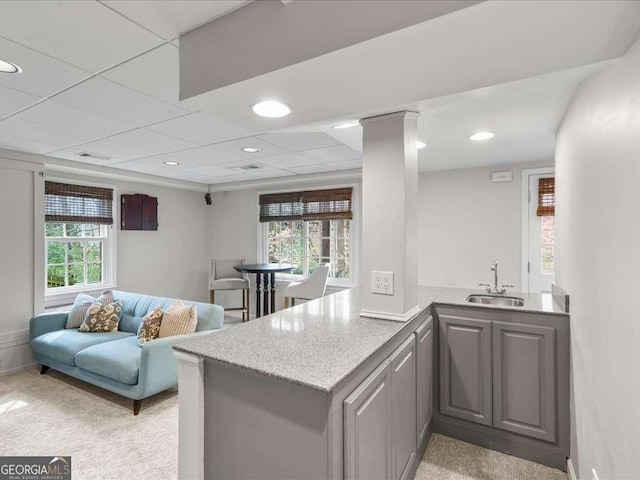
[158,301,197,338]
[137,306,164,347]
[66,290,114,329]
[79,300,123,333]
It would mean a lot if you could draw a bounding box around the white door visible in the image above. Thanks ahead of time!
[524,170,555,293]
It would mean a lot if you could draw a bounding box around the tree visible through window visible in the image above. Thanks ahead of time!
[46,224,108,289]
[267,219,350,280]
[541,216,555,274]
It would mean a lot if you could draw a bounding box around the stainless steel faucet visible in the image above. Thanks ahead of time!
[479,261,514,295]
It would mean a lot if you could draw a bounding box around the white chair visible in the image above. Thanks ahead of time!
[209,259,250,321]
[283,264,330,308]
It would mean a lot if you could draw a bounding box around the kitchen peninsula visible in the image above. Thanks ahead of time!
[173,286,569,480]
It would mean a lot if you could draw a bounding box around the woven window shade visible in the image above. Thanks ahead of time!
[536,177,555,217]
[45,181,114,224]
[259,187,353,222]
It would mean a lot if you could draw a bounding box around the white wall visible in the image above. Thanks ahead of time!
[0,155,210,374]
[0,161,37,374]
[555,39,640,479]
[418,161,550,291]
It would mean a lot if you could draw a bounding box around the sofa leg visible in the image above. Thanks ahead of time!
[133,399,142,416]
[40,365,50,375]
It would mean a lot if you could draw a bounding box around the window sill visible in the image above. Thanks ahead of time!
[45,284,118,308]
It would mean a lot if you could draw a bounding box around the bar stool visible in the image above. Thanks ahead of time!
[283,264,330,308]
[209,259,250,321]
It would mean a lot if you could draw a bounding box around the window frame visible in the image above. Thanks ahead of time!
[43,177,117,305]
[257,183,359,288]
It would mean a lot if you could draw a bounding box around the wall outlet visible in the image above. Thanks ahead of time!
[372,271,394,295]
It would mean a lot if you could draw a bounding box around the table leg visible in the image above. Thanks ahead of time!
[255,273,262,318]
[263,273,269,316]
[270,272,276,314]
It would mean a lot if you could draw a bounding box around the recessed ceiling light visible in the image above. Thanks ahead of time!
[0,58,22,74]
[469,131,495,141]
[242,147,260,153]
[416,141,427,149]
[164,161,180,166]
[252,100,291,118]
[333,121,359,129]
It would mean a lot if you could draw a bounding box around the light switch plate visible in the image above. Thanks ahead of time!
[372,271,394,295]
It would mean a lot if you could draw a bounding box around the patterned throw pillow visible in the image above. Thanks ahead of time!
[66,290,114,329]
[158,300,197,338]
[79,300,123,333]
[137,306,164,347]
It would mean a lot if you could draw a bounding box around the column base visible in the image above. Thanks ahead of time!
[360,305,423,322]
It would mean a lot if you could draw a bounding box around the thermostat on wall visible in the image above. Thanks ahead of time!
[492,171,513,182]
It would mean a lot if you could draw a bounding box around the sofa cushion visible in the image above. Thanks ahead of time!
[66,290,114,329]
[31,330,133,366]
[79,301,123,332]
[75,337,142,385]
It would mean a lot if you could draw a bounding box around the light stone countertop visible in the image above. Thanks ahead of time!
[173,286,568,393]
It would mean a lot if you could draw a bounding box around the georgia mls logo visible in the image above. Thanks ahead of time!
[0,456,71,480]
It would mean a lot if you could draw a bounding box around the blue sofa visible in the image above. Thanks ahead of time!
[29,291,224,414]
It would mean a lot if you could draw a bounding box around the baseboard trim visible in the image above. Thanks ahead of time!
[0,362,36,377]
[567,458,577,480]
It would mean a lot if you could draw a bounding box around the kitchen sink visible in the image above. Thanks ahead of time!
[466,294,525,307]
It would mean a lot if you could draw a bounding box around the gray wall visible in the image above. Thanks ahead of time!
[418,161,550,291]
[0,155,210,374]
[555,38,640,479]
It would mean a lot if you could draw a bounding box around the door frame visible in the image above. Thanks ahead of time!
[521,166,555,293]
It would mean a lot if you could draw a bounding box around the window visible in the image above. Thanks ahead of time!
[536,177,555,274]
[260,187,354,285]
[44,181,114,294]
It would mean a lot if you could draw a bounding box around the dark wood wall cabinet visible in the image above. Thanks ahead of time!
[121,194,158,231]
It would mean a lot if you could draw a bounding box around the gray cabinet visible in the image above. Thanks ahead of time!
[439,314,492,426]
[390,336,417,480]
[415,316,433,446]
[492,321,556,442]
[344,360,392,480]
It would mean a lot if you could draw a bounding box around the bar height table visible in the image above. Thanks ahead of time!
[233,263,294,318]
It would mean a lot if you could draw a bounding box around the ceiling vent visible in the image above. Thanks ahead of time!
[76,152,111,161]
[230,164,262,171]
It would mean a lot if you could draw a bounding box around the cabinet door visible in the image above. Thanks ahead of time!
[492,321,556,442]
[439,314,492,425]
[344,361,392,480]
[415,316,433,446]
[142,195,158,231]
[390,336,417,480]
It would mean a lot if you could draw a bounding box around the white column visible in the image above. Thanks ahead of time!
[360,111,421,321]
[174,350,204,480]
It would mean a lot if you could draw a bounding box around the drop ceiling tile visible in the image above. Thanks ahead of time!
[0,85,40,118]
[0,117,93,147]
[214,160,295,179]
[51,77,188,127]
[16,101,133,140]
[0,133,60,155]
[122,151,209,170]
[102,44,189,106]
[101,128,197,155]
[103,1,250,40]
[249,167,296,179]
[147,112,252,145]
[327,159,363,170]
[209,172,257,184]
[195,137,288,162]
[0,37,91,97]
[286,164,338,175]
[0,1,163,72]
[258,132,340,152]
[185,164,244,179]
[300,144,362,164]
[257,153,317,169]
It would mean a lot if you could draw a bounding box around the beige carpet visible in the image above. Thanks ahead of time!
[1,368,568,480]
[415,434,567,480]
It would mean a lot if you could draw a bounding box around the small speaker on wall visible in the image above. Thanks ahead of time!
[204,192,212,205]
